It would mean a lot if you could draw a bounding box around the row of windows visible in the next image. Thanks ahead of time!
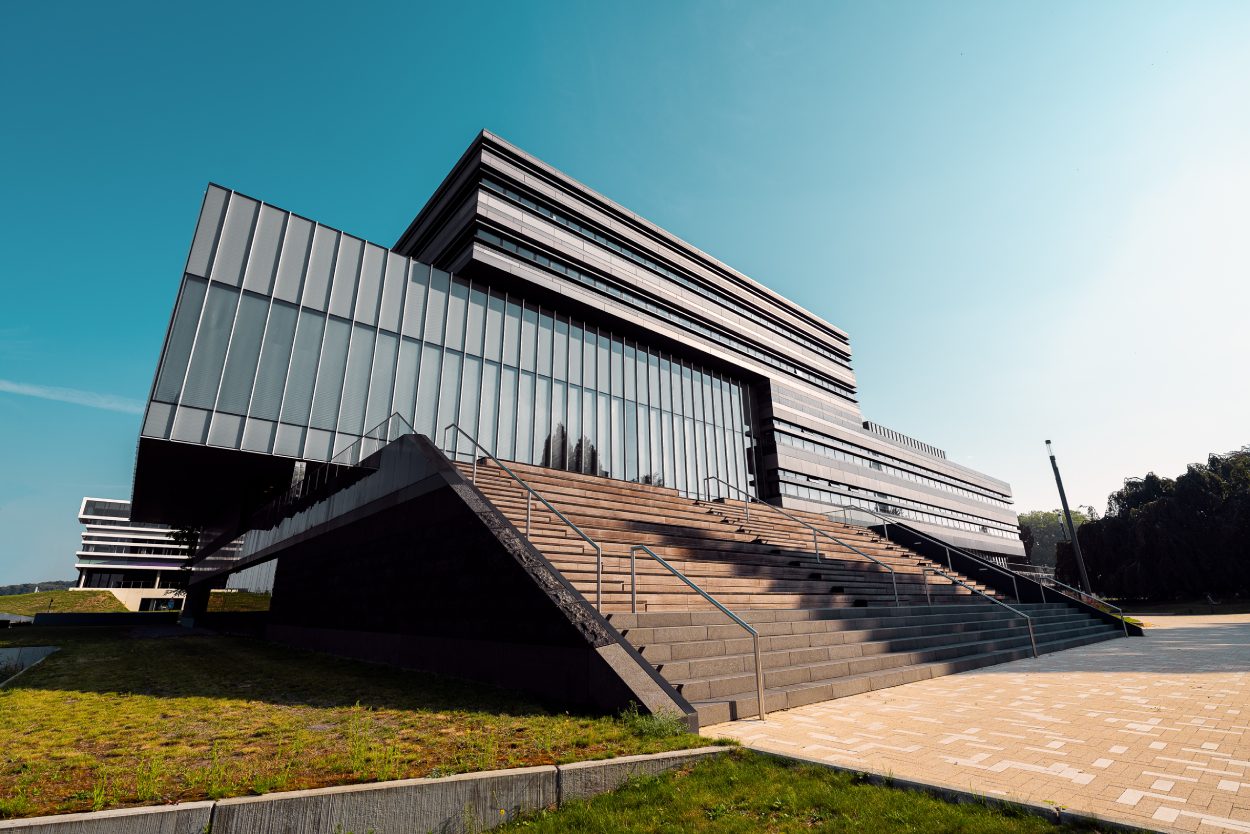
[81,500,130,519]
[81,518,174,531]
[770,422,1012,507]
[777,471,1019,540]
[476,228,858,403]
[153,190,753,494]
[862,421,946,459]
[481,177,853,368]
[79,544,188,556]
[81,572,167,589]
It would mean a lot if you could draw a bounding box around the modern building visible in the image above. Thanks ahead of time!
[126,131,1107,725]
[73,497,187,610]
[132,131,1021,561]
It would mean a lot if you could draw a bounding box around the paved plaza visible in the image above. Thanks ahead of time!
[704,615,1250,833]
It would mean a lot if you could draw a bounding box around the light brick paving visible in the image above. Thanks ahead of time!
[703,615,1250,833]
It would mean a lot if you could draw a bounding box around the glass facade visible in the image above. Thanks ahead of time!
[146,187,753,499]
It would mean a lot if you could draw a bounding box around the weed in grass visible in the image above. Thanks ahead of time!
[617,702,688,739]
[90,773,108,812]
[134,756,164,802]
[191,743,233,800]
[345,708,372,777]
[374,744,401,783]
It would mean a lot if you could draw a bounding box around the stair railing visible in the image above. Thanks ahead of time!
[830,504,1130,635]
[443,423,605,611]
[629,544,767,721]
[703,476,899,606]
[1026,573,1130,637]
[918,566,1039,658]
[829,503,1021,602]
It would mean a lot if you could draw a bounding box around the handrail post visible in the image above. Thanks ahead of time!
[944,546,952,570]
[445,421,604,612]
[632,545,765,720]
[630,547,636,614]
[472,454,478,485]
[753,635,767,722]
[1026,617,1039,658]
[745,494,750,522]
[1011,574,1019,603]
[923,568,931,605]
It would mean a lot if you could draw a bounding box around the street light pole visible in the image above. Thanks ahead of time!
[1046,440,1092,594]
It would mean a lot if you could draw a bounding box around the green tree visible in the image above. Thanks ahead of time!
[1016,508,1092,567]
[1059,447,1250,600]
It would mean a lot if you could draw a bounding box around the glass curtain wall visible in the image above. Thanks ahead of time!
[153,261,753,499]
[437,276,753,499]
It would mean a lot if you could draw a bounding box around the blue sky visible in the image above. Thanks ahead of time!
[2,1,1247,584]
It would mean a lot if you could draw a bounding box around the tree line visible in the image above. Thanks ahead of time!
[1047,447,1250,601]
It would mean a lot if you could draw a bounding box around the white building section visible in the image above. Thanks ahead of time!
[74,497,189,610]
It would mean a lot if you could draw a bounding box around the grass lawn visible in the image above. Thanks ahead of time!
[503,749,1098,833]
[0,591,127,616]
[206,590,272,612]
[0,627,715,820]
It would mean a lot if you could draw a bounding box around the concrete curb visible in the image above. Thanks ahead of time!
[0,746,733,834]
[212,765,557,834]
[558,746,729,803]
[757,750,1166,834]
[0,801,213,833]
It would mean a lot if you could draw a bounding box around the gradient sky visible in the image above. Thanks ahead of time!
[2,1,1247,584]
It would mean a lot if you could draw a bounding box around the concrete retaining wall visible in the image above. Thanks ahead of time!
[0,802,213,834]
[213,765,556,834]
[558,746,729,803]
[0,747,731,834]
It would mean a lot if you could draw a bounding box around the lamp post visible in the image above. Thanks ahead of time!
[1046,440,1092,594]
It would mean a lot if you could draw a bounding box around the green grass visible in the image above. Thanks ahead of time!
[205,590,272,612]
[502,750,1099,833]
[0,627,715,819]
[0,591,127,616]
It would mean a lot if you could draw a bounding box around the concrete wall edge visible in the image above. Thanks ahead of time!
[0,746,734,833]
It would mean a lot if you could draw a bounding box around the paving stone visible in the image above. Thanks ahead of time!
[705,615,1250,834]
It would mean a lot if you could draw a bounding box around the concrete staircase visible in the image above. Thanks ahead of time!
[604,604,1118,725]
[455,459,1125,723]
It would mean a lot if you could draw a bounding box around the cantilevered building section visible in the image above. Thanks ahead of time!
[132,130,1021,560]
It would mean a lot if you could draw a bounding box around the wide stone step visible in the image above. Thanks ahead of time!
[692,626,1123,725]
[656,618,1089,680]
[618,607,1086,653]
[669,620,1116,701]
[607,602,1066,630]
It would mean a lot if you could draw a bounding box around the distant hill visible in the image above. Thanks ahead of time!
[0,580,76,596]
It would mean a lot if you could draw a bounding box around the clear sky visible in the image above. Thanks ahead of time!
[2,1,1247,584]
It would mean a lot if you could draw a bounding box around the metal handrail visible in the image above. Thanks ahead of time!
[703,477,900,605]
[443,423,605,611]
[1031,574,1130,636]
[630,544,767,721]
[831,505,1130,636]
[828,503,1022,602]
[918,566,1039,658]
